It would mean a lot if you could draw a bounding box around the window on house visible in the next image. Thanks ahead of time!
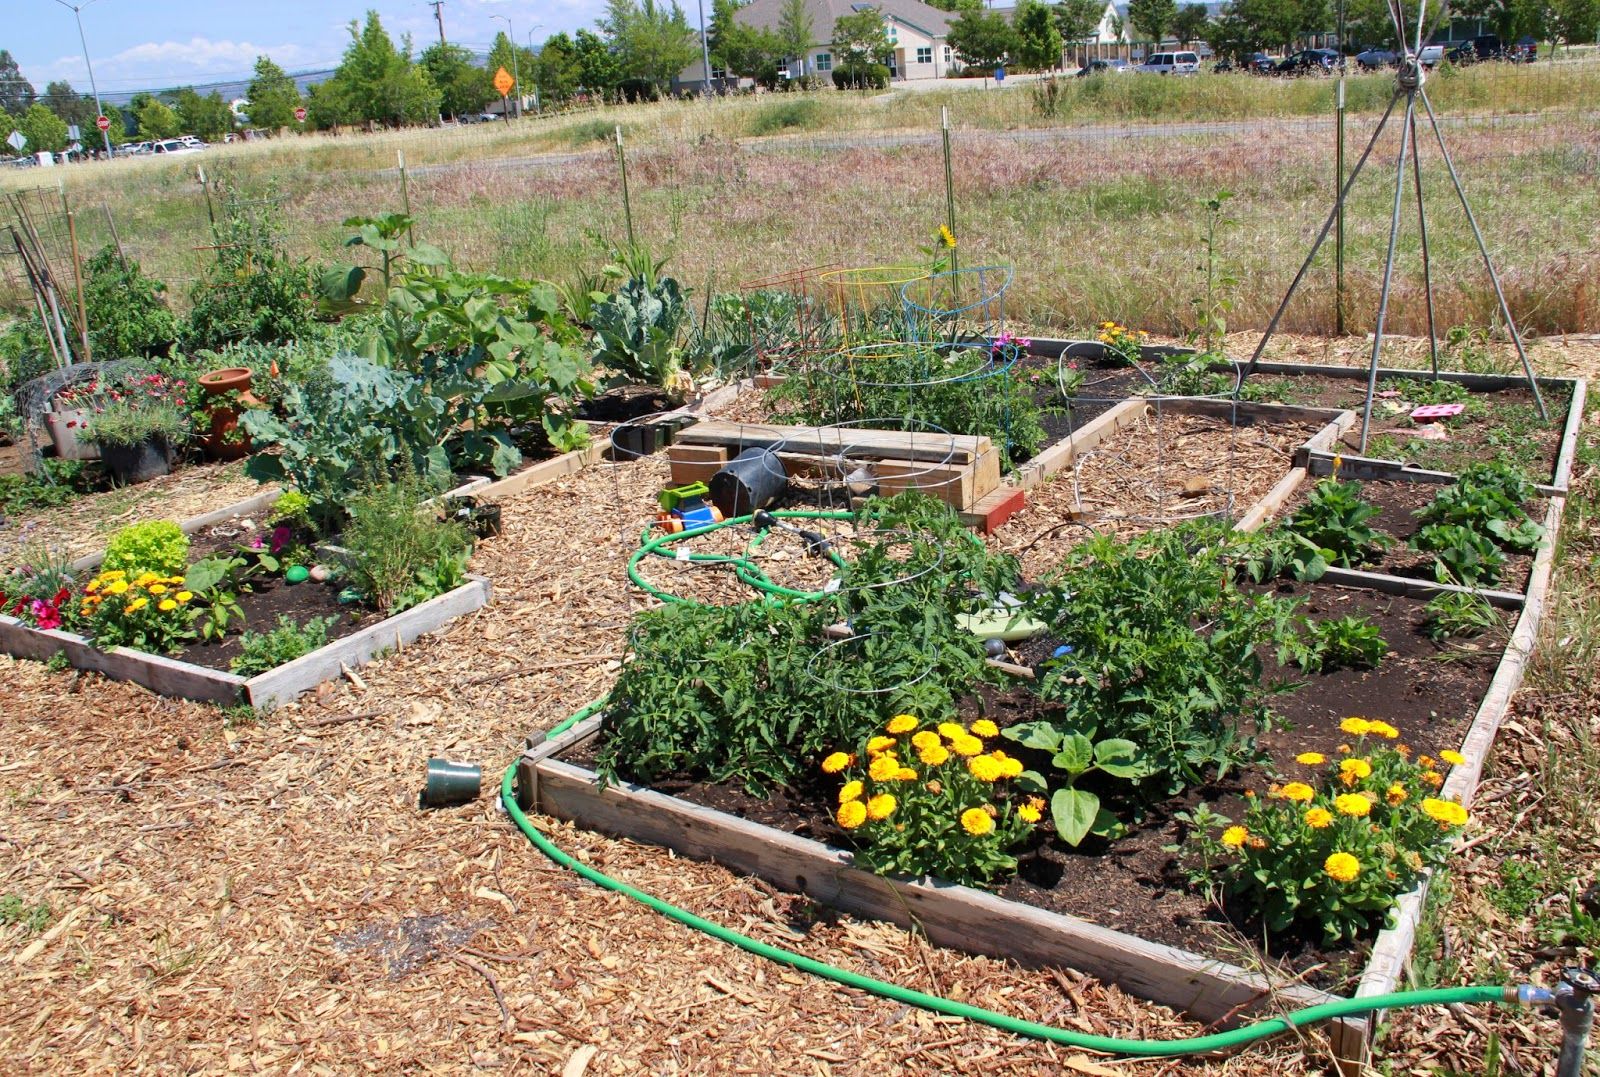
[815,52,833,71]
[916,46,932,64]
[943,46,952,62]
[886,22,898,40]
[711,64,727,79]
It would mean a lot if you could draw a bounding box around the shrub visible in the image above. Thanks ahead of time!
[1186,720,1470,942]
[103,521,190,576]
[833,63,890,89]
[748,98,823,135]
[230,615,336,675]
[82,246,179,359]
[339,476,473,614]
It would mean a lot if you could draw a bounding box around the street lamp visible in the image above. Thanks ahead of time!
[491,13,521,118]
[51,0,113,158]
[525,25,543,113]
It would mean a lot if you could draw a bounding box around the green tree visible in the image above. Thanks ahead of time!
[718,22,786,83]
[1173,2,1210,43]
[1128,0,1179,44]
[947,9,1020,67]
[487,31,537,104]
[173,87,235,141]
[832,8,893,64]
[18,103,69,152]
[602,0,700,92]
[574,29,623,95]
[1551,0,1600,46]
[533,33,583,105]
[1053,0,1105,41]
[422,42,492,118]
[0,50,33,115]
[1014,0,1064,68]
[245,56,301,130]
[1452,0,1548,40]
[319,11,441,127]
[776,0,817,75]
[43,80,96,130]
[134,97,181,140]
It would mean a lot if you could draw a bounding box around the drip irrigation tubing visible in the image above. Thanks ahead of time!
[500,700,1529,1060]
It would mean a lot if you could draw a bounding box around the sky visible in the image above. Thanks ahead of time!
[8,0,616,96]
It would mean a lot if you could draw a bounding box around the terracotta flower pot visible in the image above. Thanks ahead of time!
[44,408,101,461]
[198,367,262,461]
[198,367,253,396]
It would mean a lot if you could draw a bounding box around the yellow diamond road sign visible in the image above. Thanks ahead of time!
[493,67,515,96]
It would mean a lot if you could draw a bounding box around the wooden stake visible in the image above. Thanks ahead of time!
[66,210,92,364]
[102,203,127,270]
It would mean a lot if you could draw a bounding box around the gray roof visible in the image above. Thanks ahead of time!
[735,0,955,44]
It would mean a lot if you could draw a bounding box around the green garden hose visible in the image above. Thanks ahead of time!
[628,510,852,605]
[500,700,1525,1059]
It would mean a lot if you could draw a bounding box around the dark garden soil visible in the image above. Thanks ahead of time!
[174,574,377,672]
[564,582,1509,990]
[1014,353,1149,436]
[1276,478,1542,594]
[1242,372,1570,481]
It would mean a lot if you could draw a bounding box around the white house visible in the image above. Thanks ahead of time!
[677,0,958,90]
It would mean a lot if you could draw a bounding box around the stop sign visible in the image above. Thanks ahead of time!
[294,107,307,123]
[95,114,110,132]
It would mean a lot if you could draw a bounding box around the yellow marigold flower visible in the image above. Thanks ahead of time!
[997,754,1024,778]
[1386,783,1408,806]
[950,735,984,758]
[960,807,994,837]
[866,793,896,820]
[1422,770,1443,788]
[1396,744,1412,758]
[85,580,100,595]
[1295,752,1326,765]
[1017,801,1042,824]
[1417,755,1434,769]
[1334,793,1372,817]
[967,755,1003,782]
[1337,755,1376,780]
[1340,717,1371,736]
[969,719,999,738]
[939,224,957,248]
[837,800,868,829]
[918,743,950,766]
[176,591,193,603]
[158,599,178,612]
[893,766,917,781]
[1421,798,1468,826]
[101,570,125,580]
[1324,852,1361,883]
[124,598,148,614]
[839,780,864,804]
[1440,749,1466,767]
[937,721,965,740]
[1366,721,1399,740]
[822,752,851,774]
[911,731,941,751]
[868,755,899,781]
[1304,807,1334,829]
[867,736,896,754]
[148,583,168,596]
[80,606,93,617]
[1221,826,1249,848]
[886,715,919,734]
[134,572,159,587]
[1279,782,1315,802]
[108,580,129,595]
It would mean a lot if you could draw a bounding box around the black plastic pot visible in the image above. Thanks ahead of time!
[421,758,482,807]
[709,447,787,518]
[611,423,666,459]
[101,437,174,485]
[443,496,503,539]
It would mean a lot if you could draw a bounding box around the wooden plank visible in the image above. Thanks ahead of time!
[1161,396,1350,428]
[877,460,986,511]
[533,742,1344,1029]
[246,575,490,711]
[471,442,605,500]
[1237,358,1574,394]
[676,421,989,465]
[1343,494,1566,1067]
[1234,411,1354,534]
[958,485,1026,533]
[0,616,246,704]
[667,443,730,486]
[1551,377,1588,491]
[70,485,283,574]
[1011,398,1145,493]
[1316,566,1525,608]
[1305,452,1458,486]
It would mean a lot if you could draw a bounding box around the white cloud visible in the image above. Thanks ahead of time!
[40,37,316,87]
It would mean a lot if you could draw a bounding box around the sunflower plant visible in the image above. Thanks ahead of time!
[1184,718,1471,943]
[79,569,197,654]
[823,714,1039,888]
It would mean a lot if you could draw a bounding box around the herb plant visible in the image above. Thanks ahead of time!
[1421,592,1500,641]
[339,475,473,614]
[1282,615,1388,674]
[103,521,190,577]
[230,615,336,676]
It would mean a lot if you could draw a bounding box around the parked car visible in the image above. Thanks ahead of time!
[1136,51,1201,75]
[1418,44,1446,66]
[1275,48,1339,74]
[1512,35,1537,61]
[1075,58,1131,76]
[177,135,208,149]
[1224,51,1278,73]
[1354,46,1398,69]
[152,139,201,156]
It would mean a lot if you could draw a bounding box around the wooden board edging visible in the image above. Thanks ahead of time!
[1551,378,1588,492]
[1314,566,1526,609]
[1233,411,1356,534]
[69,485,283,574]
[470,443,607,501]
[0,616,246,703]
[1011,399,1144,492]
[530,718,1350,1038]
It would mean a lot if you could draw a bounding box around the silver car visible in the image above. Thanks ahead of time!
[1137,51,1201,75]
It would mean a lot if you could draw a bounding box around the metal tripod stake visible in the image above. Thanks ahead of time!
[1242,10,1548,451]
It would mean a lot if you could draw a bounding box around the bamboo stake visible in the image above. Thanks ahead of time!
[102,202,127,270]
[8,227,68,369]
[66,210,92,364]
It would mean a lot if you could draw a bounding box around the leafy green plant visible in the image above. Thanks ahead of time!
[1414,523,1506,586]
[184,187,315,350]
[103,521,190,576]
[824,715,1038,887]
[339,475,473,614]
[1282,615,1388,673]
[82,246,179,359]
[1422,592,1500,641]
[0,472,79,515]
[590,275,692,394]
[229,614,336,675]
[1190,190,1235,355]
[1416,462,1543,554]
[1095,320,1145,365]
[1031,525,1299,794]
[0,895,54,935]
[1280,479,1389,575]
[1001,721,1153,846]
[1186,720,1470,942]
[183,554,252,643]
[1376,375,1482,413]
[81,399,188,450]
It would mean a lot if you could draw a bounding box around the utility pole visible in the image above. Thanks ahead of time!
[51,0,113,159]
[697,0,714,96]
[526,27,544,113]
[430,0,446,44]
